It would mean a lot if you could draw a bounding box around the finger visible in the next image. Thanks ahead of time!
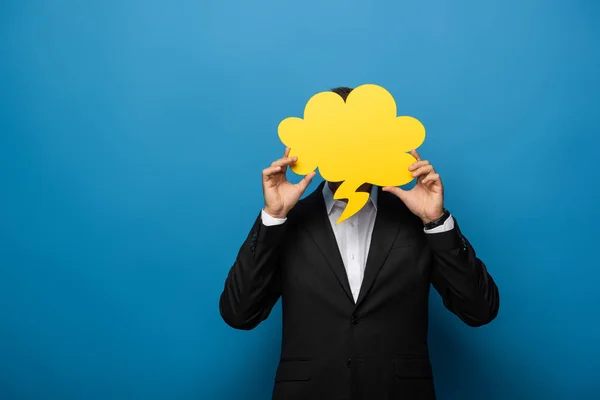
[262,165,282,180]
[271,157,297,169]
[296,171,317,192]
[411,149,422,162]
[421,173,441,185]
[408,160,430,171]
[382,186,407,200]
[411,165,434,178]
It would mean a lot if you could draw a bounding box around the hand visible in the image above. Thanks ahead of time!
[382,150,444,224]
[262,148,317,219]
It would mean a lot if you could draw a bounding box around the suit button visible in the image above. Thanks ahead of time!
[351,315,359,325]
[347,357,352,368]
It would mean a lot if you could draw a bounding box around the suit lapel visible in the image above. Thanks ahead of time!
[355,189,403,307]
[301,182,354,303]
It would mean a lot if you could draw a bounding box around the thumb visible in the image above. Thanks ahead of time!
[382,186,407,200]
[296,171,317,193]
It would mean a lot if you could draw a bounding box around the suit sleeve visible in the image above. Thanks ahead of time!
[427,220,500,327]
[219,213,287,330]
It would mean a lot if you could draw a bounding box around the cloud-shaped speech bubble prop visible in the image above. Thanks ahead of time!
[278,84,426,224]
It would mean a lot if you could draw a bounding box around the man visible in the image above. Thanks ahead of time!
[219,87,499,400]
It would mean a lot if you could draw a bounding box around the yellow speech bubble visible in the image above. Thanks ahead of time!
[278,84,426,223]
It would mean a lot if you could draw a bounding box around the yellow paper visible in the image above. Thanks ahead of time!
[278,84,426,223]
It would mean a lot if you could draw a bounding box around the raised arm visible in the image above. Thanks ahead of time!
[219,148,316,330]
[383,149,499,327]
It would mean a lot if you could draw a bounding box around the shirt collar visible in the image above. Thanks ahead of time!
[322,183,378,215]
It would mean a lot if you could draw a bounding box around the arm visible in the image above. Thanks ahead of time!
[383,149,499,327]
[427,220,499,327]
[219,147,316,330]
[219,211,287,330]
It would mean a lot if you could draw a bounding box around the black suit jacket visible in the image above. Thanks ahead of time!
[220,183,499,400]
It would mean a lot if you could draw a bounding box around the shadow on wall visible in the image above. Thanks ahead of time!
[213,310,283,399]
[428,295,556,400]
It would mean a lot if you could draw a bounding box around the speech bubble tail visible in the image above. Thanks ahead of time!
[333,181,370,224]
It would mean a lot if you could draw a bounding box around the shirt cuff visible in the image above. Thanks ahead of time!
[424,215,455,234]
[261,209,287,227]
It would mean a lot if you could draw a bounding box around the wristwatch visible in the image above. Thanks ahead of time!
[424,209,451,230]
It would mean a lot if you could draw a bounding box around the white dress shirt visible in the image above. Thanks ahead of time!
[261,184,455,302]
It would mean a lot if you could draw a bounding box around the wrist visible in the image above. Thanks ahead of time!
[263,207,287,220]
[421,214,443,224]
[423,209,450,229]
[421,208,444,224]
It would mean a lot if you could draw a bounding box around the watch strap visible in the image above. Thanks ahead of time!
[424,209,451,230]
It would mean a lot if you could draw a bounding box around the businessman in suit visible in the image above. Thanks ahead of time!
[219,87,499,400]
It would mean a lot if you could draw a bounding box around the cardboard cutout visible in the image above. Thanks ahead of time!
[278,84,425,223]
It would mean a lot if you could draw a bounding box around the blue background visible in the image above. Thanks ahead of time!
[1,0,599,399]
